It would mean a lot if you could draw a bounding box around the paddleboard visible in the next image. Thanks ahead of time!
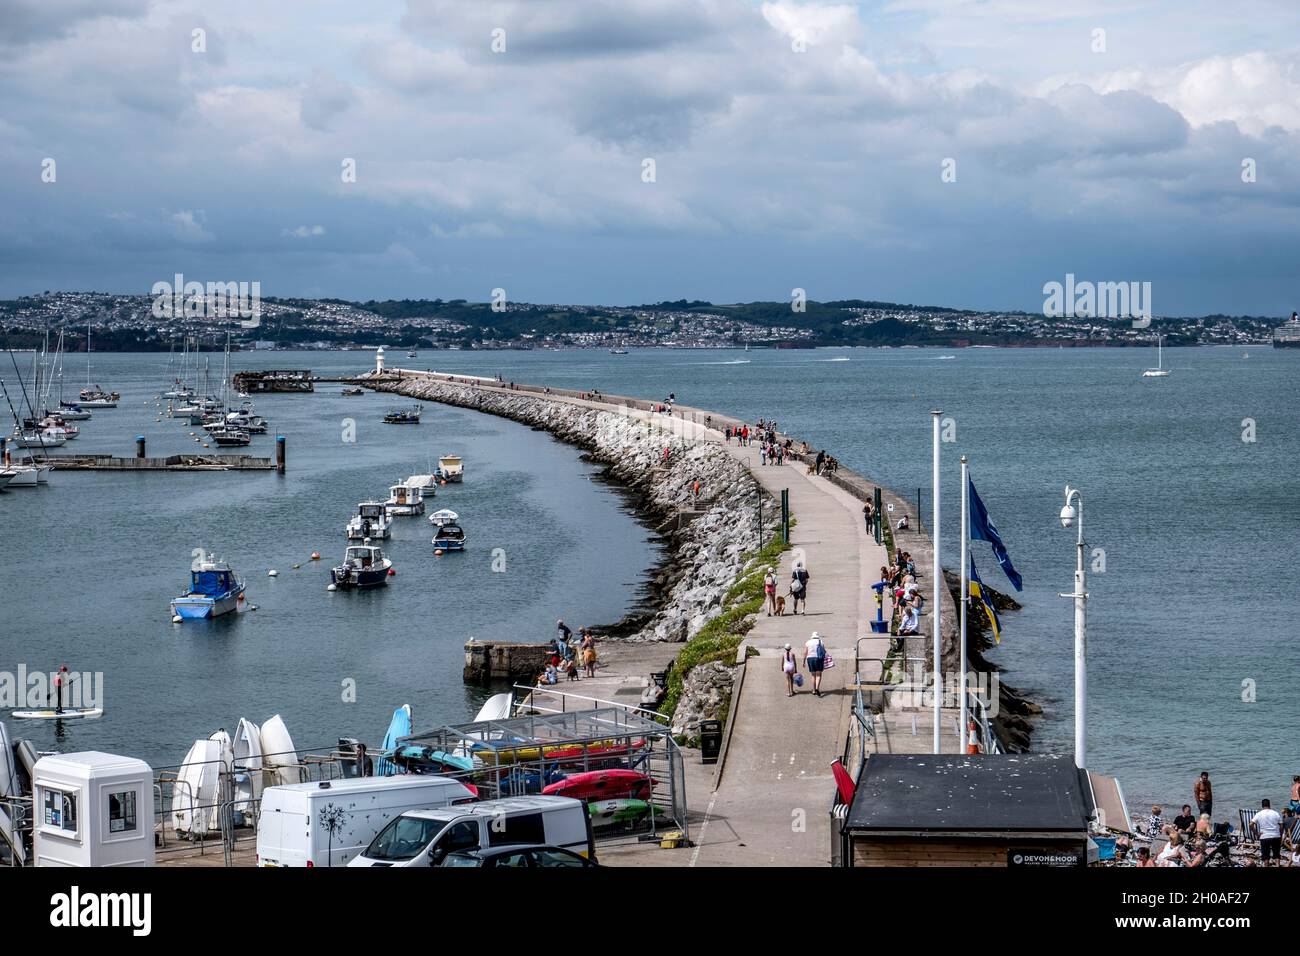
[588,798,651,830]
[376,704,413,776]
[9,708,102,720]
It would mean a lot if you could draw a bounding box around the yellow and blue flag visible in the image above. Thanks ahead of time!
[968,476,1023,592]
[969,556,1002,644]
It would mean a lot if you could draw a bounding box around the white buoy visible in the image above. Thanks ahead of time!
[268,569,278,577]
[172,615,183,624]
[327,583,337,592]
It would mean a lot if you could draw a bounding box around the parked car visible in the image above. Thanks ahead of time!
[441,844,598,868]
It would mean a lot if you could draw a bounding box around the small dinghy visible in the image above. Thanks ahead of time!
[232,718,264,814]
[430,509,466,551]
[473,692,514,723]
[172,738,223,838]
[330,543,392,589]
[259,715,302,786]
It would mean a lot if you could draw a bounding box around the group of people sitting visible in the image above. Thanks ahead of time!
[880,550,923,636]
[537,619,599,685]
[1127,786,1300,867]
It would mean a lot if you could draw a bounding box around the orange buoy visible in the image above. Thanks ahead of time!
[237,593,245,602]
[310,552,321,560]
[434,549,444,556]
[387,567,396,576]
[440,479,447,486]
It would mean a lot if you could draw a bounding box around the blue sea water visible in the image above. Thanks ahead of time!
[2,345,1295,814]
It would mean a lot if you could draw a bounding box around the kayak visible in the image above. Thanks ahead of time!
[387,745,475,775]
[10,708,102,720]
[543,769,652,802]
[588,799,652,830]
[496,765,570,796]
[472,737,648,767]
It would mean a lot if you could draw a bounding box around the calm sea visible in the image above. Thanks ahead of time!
[2,345,1294,813]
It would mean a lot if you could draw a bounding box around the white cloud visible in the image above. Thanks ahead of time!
[283,225,326,238]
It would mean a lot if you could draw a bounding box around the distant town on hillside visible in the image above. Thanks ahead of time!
[0,291,1287,351]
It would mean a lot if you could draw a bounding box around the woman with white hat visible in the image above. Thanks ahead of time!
[764,566,778,615]
[780,642,799,697]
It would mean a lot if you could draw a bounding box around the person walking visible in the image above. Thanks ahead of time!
[1193,771,1213,819]
[862,502,874,534]
[781,643,799,697]
[790,562,809,615]
[764,566,778,615]
[804,631,828,697]
[581,632,598,678]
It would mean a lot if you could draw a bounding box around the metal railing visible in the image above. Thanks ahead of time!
[513,684,668,722]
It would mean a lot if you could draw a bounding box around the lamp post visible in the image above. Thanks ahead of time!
[931,410,942,755]
[1059,485,1087,770]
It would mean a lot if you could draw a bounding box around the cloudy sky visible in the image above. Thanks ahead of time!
[1,0,1297,313]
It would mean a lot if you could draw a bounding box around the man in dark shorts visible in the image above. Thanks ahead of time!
[1193,771,1213,818]
[1252,798,1283,866]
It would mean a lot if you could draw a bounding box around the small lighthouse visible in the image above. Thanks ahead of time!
[375,346,385,375]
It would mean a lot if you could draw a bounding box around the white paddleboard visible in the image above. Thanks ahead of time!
[10,708,103,720]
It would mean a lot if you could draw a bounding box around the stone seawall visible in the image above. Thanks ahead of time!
[370,375,778,647]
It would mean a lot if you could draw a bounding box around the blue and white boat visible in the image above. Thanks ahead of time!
[171,555,245,619]
[430,509,466,552]
[376,704,412,776]
[329,544,392,589]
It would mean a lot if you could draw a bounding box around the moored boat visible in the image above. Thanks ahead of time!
[55,403,91,420]
[347,501,391,540]
[436,454,464,482]
[385,480,425,516]
[77,387,119,408]
[430,509,466,551]
[329,543,393,589]
[341,386,364,396]
[170,554,246,619]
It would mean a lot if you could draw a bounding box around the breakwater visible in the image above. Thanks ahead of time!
[371,369,1034,751]
[369,374,779,649]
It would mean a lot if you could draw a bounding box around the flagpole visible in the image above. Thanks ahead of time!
[931,410,942,754]
[959,455,969,751]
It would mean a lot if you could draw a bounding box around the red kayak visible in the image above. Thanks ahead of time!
[542,769,652,801]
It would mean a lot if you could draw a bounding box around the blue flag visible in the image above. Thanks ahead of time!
[969,556,1003,644]
[968,477,1023,592]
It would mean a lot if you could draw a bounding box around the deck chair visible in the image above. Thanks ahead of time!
[1236,809,1257,845]
[1285,818,1300,866]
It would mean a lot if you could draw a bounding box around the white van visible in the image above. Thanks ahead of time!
[257,775,476,868]
[348,795,593,867]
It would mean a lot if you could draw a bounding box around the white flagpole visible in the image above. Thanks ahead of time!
[931,410,942,754]
[959,456,969,752]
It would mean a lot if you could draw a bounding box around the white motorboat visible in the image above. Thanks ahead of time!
[385,480,426,516]
[404,473,437,498]
[347,502,391,540]
[437,454,464,482]
[54,403,91,420]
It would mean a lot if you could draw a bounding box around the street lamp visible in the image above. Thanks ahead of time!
[1059,485,1086,770]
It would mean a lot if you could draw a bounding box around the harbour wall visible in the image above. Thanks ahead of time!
[371,370,1034,749]
[369,374,780,648]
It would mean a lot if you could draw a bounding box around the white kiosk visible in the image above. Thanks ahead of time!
[33,752,155,867]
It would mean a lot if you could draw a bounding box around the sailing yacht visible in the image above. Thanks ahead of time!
[80,320,120,406]
[1141,335,1170,378]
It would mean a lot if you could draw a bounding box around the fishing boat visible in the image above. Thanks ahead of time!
[430,509,466,551]
[329,543,392,589]
[347,502,391,540]
[341,386,364,396]
[1141,335,1171,377]
[436,454,464,482]
[383,406,421,425]
[171,554,246,619]
[385,481,425,516]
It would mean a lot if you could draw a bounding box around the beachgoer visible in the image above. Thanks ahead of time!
[898,602,920,635]
[1194,771,1213,818]
[1157,831,1189,867]
[557,619,572,646]
[1135,846,1156,867]
[764,567,777,616]
[804,631,827,697]
[896,514,909,531]
[1173,805,1195,832]
[1146,805,1164,839]
[790,562,809,615]
[581,633,598,678]
[781,642,799,697]
[1253,798,1283,867]
[1290,776,1300,813]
